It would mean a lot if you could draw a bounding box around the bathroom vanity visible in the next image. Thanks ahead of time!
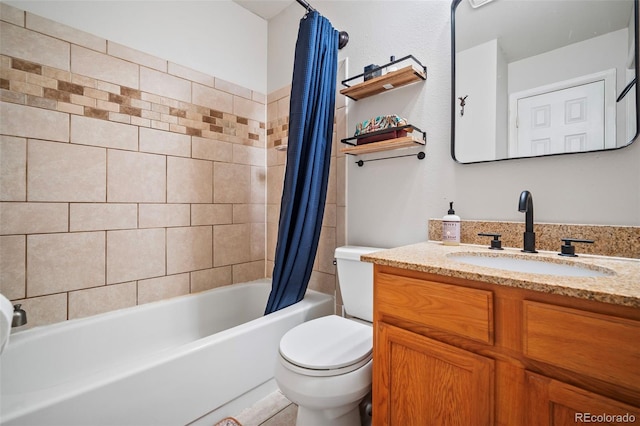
[363,243,640,425]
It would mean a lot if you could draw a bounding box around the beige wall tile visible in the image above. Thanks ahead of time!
[190,266,232,293]
[267,85,290,104]
[336,156,346,207]
[0,202,68,235]
[322,204,336,228]
[68,281,136,319]
[0,21,70,70]
[308,270,336,297]
[169,62,214,87]
[71,45,138,89]
[70,203,137,232]
[191,204,233,226]
[214,162,250,204]
[0,235,25,299]
[1,102,69,142]
[71,115,138,151]
[267,164,285,205]
[251,166,266,204]
[107,150,166,203]
[139,203,190,228]
[167,157,212,204]
[251,222,265,261]
[266,221,278,263]
[214,77,252,100]
[0,136,26,201]
[233,96,265,122]
[337,206,346,248]
[167,226,213,274]
[12,293,67,328]
[252,91,266,104]
[232,204,265,224]
[28,140,106,202]
[232,261,265,283]
[233,144,264,166]
[192,136,233,162]
[138,273,190,305]
[140,66,190,103]
[27,231,105,296]
[314,226,336,274]
[139,127,191,157]
[192,82,233,113]
[26,13,106,52]
[213,223,251,267]
[1,3,24,26]
[325,160,337,205]
[107,228,165,284]
[108,41,166,72]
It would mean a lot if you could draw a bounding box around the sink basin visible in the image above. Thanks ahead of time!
[447,253,614,277]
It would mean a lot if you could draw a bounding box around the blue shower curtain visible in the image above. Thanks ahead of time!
[265,11,339,314]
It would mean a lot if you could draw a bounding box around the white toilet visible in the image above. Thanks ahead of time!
[275,245,382,426]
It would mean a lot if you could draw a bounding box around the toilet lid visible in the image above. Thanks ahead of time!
[279,315,372,371]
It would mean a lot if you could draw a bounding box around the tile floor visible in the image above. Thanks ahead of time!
[234,390,297,426]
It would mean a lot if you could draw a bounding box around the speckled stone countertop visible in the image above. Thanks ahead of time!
[362,241,640,308]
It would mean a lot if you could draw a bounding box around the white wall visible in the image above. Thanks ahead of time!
[268,1,639,249]
[3,0,268,93]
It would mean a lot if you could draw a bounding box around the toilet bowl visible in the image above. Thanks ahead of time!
[274,246,382,426]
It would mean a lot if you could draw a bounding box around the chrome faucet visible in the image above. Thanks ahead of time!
[12,304,27,327]
[518,190,537,253]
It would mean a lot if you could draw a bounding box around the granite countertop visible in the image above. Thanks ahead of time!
[362,241,640,308]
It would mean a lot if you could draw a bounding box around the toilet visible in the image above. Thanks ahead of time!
[275,246,382,426]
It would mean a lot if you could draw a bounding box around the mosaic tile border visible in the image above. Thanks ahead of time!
[1,55,265,147]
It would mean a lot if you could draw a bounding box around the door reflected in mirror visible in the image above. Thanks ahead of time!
[451,0,639,163]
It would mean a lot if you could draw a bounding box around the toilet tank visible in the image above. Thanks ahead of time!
[335,246,383,323]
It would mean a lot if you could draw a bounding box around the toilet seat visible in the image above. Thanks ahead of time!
[279,315,372,377]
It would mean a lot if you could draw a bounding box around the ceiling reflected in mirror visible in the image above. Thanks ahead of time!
[451,0,639,164]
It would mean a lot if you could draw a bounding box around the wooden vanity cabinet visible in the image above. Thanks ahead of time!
[372,264,640,426]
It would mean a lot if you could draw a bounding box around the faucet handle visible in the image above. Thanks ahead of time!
[559,238,594,257]
[478,233,503,250]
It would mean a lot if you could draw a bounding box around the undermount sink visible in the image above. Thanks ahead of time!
[447,253,615,277]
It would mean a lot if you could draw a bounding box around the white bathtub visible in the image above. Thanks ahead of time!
[0,279,334,426]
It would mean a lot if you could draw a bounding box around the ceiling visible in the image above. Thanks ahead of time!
[233,0,295,20]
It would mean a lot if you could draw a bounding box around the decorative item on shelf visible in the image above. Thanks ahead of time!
[387,56,398,73]
[340,55,427,101]
[364,64,381,81]
[340,124,426,166]
[354,115,409,145]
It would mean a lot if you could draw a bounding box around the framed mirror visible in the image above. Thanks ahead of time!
[451,0,639,164]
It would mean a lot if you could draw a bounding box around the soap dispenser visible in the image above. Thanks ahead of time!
[442,202,461,246]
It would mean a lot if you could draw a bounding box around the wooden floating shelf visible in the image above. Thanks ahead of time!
[340,65,426,101]
[340,135,425,155]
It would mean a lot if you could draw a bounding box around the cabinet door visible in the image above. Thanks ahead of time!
[373,322,494,426]
[526,371,640,426]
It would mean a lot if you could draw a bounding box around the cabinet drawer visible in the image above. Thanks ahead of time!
[375,272,494,344]
[523,301,640,391]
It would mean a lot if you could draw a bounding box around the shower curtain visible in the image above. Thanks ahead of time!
[265,11,339,314]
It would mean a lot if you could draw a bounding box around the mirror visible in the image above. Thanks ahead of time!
[451,0,639,163]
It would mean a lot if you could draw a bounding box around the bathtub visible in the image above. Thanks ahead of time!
[0,279,334,426]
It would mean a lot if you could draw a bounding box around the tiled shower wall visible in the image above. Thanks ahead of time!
[0,4,268,326]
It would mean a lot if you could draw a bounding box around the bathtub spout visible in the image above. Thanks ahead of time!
[12,304,27,327]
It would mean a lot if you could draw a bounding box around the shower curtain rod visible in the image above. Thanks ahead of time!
[295,0,349,49]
